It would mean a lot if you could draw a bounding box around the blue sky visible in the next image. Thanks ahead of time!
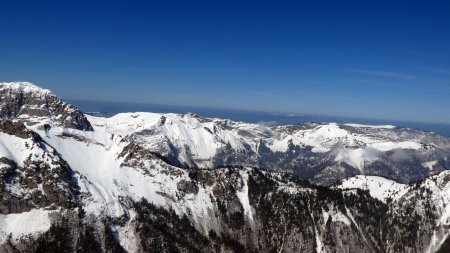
[1,1,450,124]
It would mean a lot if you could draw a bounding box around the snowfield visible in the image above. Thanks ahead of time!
[0,209,52,244]
[337,175,410,203]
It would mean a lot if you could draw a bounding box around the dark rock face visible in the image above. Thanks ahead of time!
[0,82,93,131]
[0,120,29,138]
[132,200,214,253]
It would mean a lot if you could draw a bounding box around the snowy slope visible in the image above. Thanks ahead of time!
[0,209,52,244]
[337,175,410,203]
[1,82,450,252]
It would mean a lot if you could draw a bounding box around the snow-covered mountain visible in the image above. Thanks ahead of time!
[80,104,450,186]
[1,81,450,252]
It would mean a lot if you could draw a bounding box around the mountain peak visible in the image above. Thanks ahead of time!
[0,81,52,95]
[0,81,93,131]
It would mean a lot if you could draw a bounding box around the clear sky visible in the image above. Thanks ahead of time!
[1,1,450,124]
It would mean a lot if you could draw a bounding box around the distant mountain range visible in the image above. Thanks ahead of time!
[1,82,450,252]
[66,98,450,137]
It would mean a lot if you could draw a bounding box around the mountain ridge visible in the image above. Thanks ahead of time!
[1,81,450,252]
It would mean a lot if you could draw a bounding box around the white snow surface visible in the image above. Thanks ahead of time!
[0,209,52,244]
[337,175,409,203]
[0,132,32,167]
[268,123,421,154]
[235,170,254,223]
[0,132,61,169]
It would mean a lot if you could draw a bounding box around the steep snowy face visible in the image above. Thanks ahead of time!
[0,120,79,215]
[0,82,93,131]
[86,112,264,168]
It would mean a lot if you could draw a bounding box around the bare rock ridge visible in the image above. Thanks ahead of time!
[0,82,93,131]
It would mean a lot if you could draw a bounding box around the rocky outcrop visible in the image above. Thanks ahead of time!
[0,82,92,131]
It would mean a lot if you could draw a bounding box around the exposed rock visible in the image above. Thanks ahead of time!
[0,82,93,131]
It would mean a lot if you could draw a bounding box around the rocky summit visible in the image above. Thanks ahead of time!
[1,82,450,253]
[0,82,93,131]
